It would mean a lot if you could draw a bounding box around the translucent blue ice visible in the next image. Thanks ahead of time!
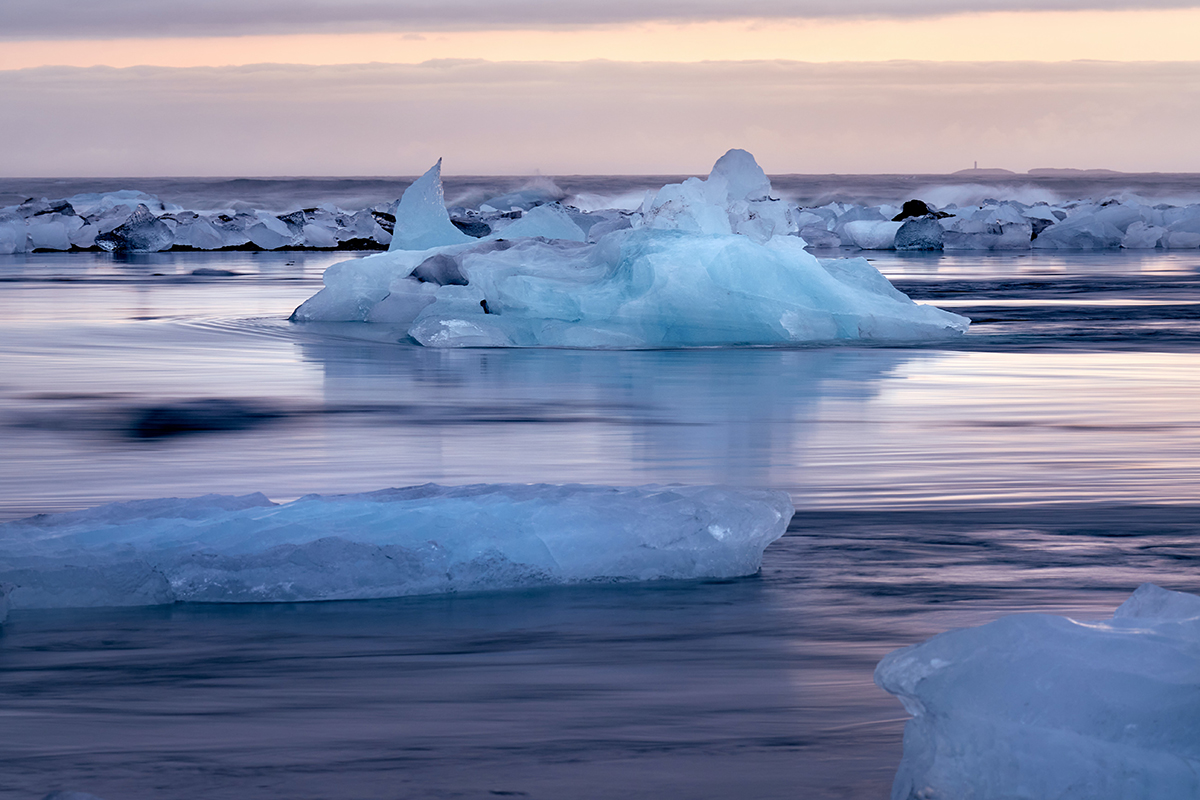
[876,584,1200,800]
[0,484,793,610]
[292,150,969,346]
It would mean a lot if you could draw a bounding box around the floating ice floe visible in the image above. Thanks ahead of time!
[291,150,969,347]
[0,484,793,611]
[875,583,1200,800]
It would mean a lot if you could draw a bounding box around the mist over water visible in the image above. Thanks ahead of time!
[2,177,1200,799]
[6,172,1200,214]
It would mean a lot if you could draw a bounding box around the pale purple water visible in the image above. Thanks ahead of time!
[1,179,1200,800]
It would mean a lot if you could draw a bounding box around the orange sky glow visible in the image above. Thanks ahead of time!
[3,9,1199,70]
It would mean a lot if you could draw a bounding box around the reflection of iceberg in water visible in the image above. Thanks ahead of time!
[297,339,924,494]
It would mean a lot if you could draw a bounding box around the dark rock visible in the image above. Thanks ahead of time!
[371,210,396,234]
[893,199,951,222]
[277,211,307,235]
[1030,218,1055,239]
[894,217,944,251]
[94,204,173,253]
[451,218,492,238]
[469,239,517,255]
[32,200,76,217]
[893,199,932,221]
[411,254,468,286]
[798,225,841,248]
[334,238,387,251]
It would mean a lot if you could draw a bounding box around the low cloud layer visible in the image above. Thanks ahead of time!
[4,0,1200,39]
[2,60,1198,176]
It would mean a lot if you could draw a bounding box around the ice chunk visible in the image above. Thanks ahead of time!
[1122,220,1166,249]
[641,176,735,236]
[584,211,633,242]
[292,152,968,346]
[389,159,473,251]
[875,584,1200,800]
[246,211,296,250]
[1164,231,1200,249]
[798,225,841,248]
[65,190,165,218]
[1034,207,1124,249]
[893,217,943,250]
[27,213,83,251]
[403,232,967,347]
[640,149,796,243]
[943,216,1032,250]
[0,484,793,608]
[0,216,25,254]
[841,220,902,250]
[301,221,339,249]
[708,147,772,203]
[171,214,229,250]
[832,205,886,242]
[411,253,469,285]
[493,203,587,242]
[94,204,173,253]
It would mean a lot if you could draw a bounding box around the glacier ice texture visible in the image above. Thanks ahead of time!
[875,583,1200,800]
[291,150,969,347]
[0,484,793,611]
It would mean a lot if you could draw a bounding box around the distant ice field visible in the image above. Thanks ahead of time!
[6,172,1200,214]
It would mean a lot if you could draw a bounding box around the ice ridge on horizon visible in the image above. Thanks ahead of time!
[5,165,1200,256]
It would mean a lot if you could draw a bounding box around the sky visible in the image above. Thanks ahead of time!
[2,1,1199,176]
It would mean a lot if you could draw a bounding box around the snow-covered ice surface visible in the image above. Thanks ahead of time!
[875,583,1200,800]
[291,150,969,347]
[0,484,792,610]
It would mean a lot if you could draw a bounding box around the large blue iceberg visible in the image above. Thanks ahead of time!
[0,484,793,611]
[290,150,968,347]
[875,584,1200,800]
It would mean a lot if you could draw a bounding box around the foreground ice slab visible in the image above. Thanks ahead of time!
[0,484,793,610]
[292,150,969,347]
[875,584,1200,800]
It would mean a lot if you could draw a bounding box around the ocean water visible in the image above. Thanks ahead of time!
[2,176,1200,800]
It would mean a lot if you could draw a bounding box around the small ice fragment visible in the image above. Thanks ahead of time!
[94,204,173,253]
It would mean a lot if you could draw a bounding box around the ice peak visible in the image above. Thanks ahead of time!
[389,159,472,252]
[708,148,772,203]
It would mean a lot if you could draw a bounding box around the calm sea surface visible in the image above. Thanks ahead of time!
[2,176,1200,800]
